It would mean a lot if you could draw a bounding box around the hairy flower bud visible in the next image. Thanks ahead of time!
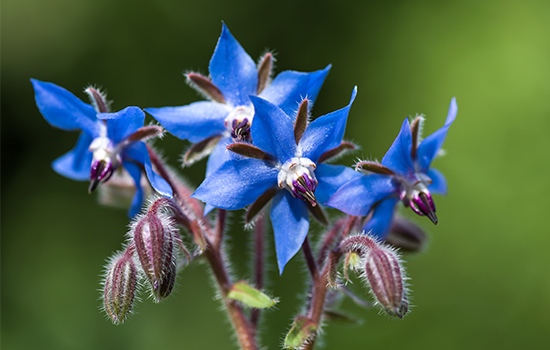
[363,241,408,318]
[132,209,178,302]
[103,251,138,324]
[340,234,409,318]
[385,215,427,252]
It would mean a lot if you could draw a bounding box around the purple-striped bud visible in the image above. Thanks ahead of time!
[385,215,427,252]
[278,157,318,206]
[363,240,408,318]
[132,210,177,302]
[340,234,409,318]
[103,250,138,324]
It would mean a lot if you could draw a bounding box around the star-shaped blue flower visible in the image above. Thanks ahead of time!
[327,98,457,239]
[145,23,331,179]
[192,88,360,273]
[32,79,172,217]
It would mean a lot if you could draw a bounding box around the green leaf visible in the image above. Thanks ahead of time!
[227,281,278,308]
[284,316,317,349]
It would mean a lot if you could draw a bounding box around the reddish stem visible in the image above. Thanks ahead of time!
[302,236,319,280]
[302,215,357,349]
[145,145,258,350]
[250,216,265,331]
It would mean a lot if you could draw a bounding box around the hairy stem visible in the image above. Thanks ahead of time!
[302,236,319,280]
[203,235,258,350]
[214,209,226,250]
[303,216,357,349]
[250,216,265,331]
[146,145,257,350]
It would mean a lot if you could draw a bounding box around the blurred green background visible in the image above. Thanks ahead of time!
[3,0,550,349]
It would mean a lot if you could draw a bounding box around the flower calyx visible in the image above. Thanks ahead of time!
[277,157,318,206]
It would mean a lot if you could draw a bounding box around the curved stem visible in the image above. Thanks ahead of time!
[145,145,258,350]
[203,235,258,350]
[302,216,357,350]
[302,236,319,280]
[250,216,266,331]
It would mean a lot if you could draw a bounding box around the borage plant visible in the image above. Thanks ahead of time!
[32,24,457,350]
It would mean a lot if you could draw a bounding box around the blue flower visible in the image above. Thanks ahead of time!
[32,79,172,217]
[192,88,359,273]
[145,23,331,179]
[327,98,457,239]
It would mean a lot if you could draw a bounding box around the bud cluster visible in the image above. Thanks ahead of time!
[102,198,185,324]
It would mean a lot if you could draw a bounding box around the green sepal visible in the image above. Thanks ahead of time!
[227,280,278,308]
[323,309,362,325]
[284,315,317,349]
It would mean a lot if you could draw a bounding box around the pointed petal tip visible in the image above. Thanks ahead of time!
[351,86,358,102]
[447,97,458,125]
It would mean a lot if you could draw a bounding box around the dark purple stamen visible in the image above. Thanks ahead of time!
[89,160,114,193]
[231,118,251,141]
[292,175,318,206]
[410,192,438,224]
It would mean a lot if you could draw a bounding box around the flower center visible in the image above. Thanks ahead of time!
[277,157,318,206]
[398,173,437,224]
[88,136,120,192]
[225,105,254,142]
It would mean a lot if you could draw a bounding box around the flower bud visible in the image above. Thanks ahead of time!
[385,215,427,252]
[132,210,177,302]
[154,260,177,301]
[340,234,409,318]
[363,241,408,318]
[103,251,138,324]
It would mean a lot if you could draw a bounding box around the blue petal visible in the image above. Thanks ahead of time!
[363,196,399,240]
[52,132,93,181]
[192,158,278,210]
[416,98,458,172]
[203,137,238,215]
[145,101,228,143]
[259,65,331,116]
[249,96,297,162]
[426,168,448,195]
[98,107,145,144]
[31,79,101,137]
[209,23,257,106]
[123,160,145,218]
[381,118,415,176]
[314,164,362,205]
[299,87,357,162]
[205,136,233,178]
[326,174,398,216]
[124,143,173,198]
[270,190,309,274]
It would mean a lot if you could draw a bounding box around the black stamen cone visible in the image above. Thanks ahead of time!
[419,192,438,224]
